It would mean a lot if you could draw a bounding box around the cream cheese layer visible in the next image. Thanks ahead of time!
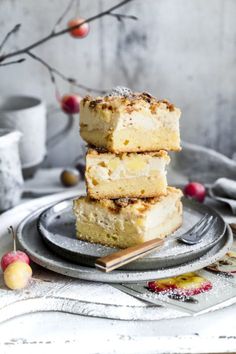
[115,110,180,131]
[80,105,180,133]
[86,155,169,181]
[144,197,178,230]
[74,199,143,237]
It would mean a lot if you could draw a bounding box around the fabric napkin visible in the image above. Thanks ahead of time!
[172,141,236,184]
[209,178,236,214]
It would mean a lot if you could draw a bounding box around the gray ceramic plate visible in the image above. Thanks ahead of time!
[37,198,226,271]
[16,202,233,283]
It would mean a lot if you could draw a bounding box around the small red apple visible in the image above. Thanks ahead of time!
[61,94,81,114]
[4,260,32,290]
[1,226,30,271]
[1,227,32,290]
[1,251,30,272]
[68,18,90,38]
[184,182,206,203]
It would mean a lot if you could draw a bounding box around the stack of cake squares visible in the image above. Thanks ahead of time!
[73,90,183,249]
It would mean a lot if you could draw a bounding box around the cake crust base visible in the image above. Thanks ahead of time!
[80,127,181,153]
[86,175,168,200]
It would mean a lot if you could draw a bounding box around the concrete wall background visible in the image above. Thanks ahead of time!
[0,0,236,166]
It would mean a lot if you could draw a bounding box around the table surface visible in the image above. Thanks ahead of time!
[1,169,236,354]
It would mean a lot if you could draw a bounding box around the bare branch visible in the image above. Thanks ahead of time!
[27,51,106,94]
[52,0,135,38]
[0,58,25,67]
[108,13,138,22]
[0,0,135,63]
[0,24,21,53]
[0,0,136,94]
[52,0,76,34]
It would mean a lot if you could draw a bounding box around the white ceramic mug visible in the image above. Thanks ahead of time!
[0,129,23,211]
[0,95,46,178]
[0,95,75,178]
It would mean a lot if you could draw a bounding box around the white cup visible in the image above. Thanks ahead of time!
[0,96,75,178]
[0,129,23,211]
[0,95,46,178]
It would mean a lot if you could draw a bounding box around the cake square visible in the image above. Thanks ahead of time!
[85,148,170,199]
[73,187,183,249]
[80,92,181,153]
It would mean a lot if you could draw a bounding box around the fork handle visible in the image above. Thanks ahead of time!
[95,237,165,272]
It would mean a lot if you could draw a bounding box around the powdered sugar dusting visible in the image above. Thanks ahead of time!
[124,268,236,315]
[107,86,133,97]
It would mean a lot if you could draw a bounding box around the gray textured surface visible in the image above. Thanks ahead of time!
[0,0,236,166]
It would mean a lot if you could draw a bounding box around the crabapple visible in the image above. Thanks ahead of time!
[60,168,80,187]
[61,94,81,114]
[1,251,30,272]
[1,226,30,272]
[184,182,206,203]
[68,18,90,38]
[4,261,32,290]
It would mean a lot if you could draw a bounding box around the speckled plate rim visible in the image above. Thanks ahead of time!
[37,198,226,270]
[16,203,233,283]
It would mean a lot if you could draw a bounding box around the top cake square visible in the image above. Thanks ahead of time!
[80,92,181,153]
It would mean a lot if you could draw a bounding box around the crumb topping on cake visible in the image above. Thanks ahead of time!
[82,92,179,116]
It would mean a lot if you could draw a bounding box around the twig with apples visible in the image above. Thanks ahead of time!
[0,0,137,114]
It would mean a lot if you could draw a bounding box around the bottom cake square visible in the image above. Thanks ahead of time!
[73,187,183,249]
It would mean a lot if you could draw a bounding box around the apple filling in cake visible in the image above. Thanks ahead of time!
[80,92,181,153]
[85,148,170,199]
[73,187,183,249]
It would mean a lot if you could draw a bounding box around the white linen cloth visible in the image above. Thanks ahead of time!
[209,178,236,215]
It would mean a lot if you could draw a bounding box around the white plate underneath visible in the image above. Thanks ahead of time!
[16,203,233,283]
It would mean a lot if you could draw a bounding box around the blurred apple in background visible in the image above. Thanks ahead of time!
[184,182,206,203]
[68,17,90,38]
[61,94,82,114]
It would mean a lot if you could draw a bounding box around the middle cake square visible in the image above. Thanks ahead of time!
[85,147,170,199]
